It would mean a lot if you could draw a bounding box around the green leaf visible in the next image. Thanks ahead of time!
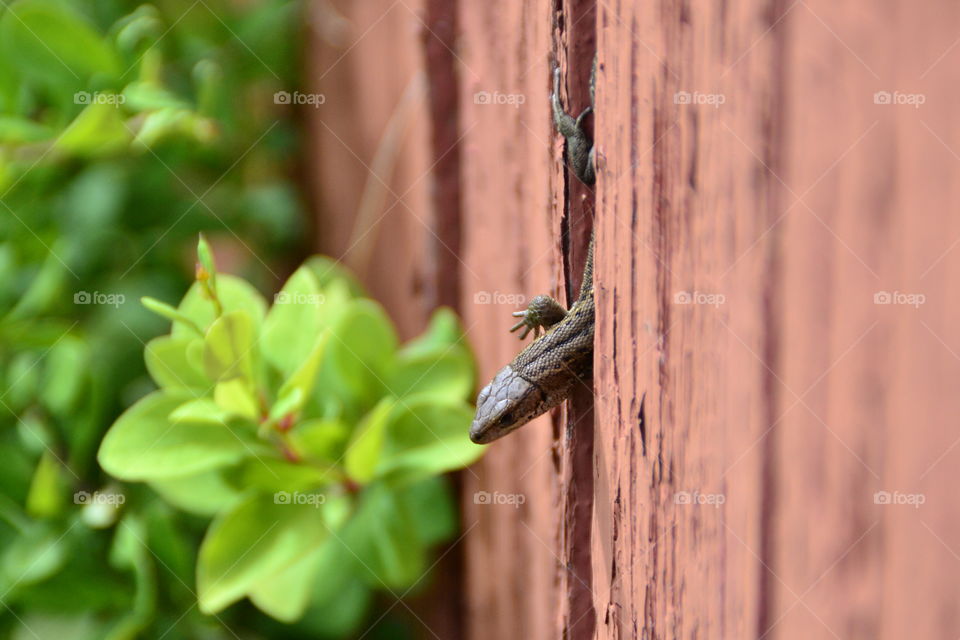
[378,400,482,483]
[144,336,208,393]
[141,297,203,336]
[399,307,466,359]
[5,351,39,412]
[261,266,325,374]
[0,524,69,591]
[169,398,231,424]
[0,0,120,91]
[275,330,330,414]
[202,310,255,383]
[39,336,88,416]
[0,116,53,144]
[25,451,64,519]
[122,81,189,112]
[399,476,457,546]
[149,470,241,517]
[172,275,267,339]
[55,103,131,157]
[387,343,474,402]
[343,483,425,588]
[318,299,398,410]
[98,391,252,480]
[344,398,395,484]
[289,419,349,464]
[213,378,259,422]
[248,547,323,622]
[304,255,366,297]
[240,458,336,493]
[197,493,326,614]
[196,233,217,291]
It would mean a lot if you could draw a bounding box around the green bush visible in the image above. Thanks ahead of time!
[0,1,482,638]
[98,238,483,630]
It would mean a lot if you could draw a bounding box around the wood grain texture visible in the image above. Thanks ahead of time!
[455,2,568,639]
[305,0,960,637]
[592,1,960,639]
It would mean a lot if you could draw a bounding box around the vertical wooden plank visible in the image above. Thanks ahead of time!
[304,2,467,637]
[773,2,960,639]
[592,0,785,637]
[456,2,563,639]
[592,1,960,639]
[304,0,432,338]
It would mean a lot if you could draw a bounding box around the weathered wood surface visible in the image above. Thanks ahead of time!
[307,0,960,638]
[593,0,960,639]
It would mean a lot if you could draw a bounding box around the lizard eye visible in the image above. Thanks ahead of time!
[498,412,514,425]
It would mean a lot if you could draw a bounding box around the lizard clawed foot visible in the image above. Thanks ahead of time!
[508,294,568,340]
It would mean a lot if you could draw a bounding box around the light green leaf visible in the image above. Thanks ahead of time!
[275,330,330,413]
[249,547,323,622]
[203,311,254,383]
[169,398,231,424]
[387,343,473,402]
[144,336,208,393]
[122,81,189,111]
[344,398,395,484]
[25,451,64,518]
[399,307,466,359]
[318,299,398,410]
[0,116,53,144]
[289,419,349,464]
[213,379,259,421]
[56,103,131,156]
[172,274,267,339]
[197,493,326,614]
[304,255,366,297]
[378,400,482,483]
[240,458,336,493]
[196,233,217,291]
[261,266,325,374]
[149,470,241,517]
[98,391,252,480]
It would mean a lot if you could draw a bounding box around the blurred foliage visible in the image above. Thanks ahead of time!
[100,238,481,630]
[0,1,480,638]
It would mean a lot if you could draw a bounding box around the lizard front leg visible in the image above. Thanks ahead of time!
[510,294,569,339]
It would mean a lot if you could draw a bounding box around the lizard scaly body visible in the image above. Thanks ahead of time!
[470,62,596,444]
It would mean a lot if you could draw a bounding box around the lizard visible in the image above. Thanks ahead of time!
[470,59,596,444]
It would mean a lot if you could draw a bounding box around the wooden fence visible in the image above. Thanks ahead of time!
[307,1,960,638]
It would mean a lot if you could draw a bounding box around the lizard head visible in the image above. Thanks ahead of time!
[469,365,546,444]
